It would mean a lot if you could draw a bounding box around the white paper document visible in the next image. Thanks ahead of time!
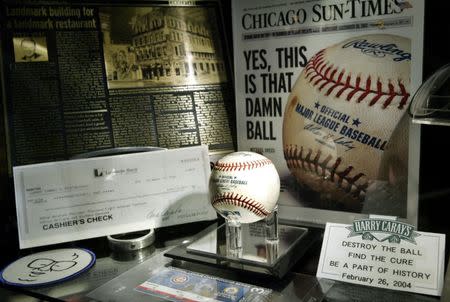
[317,222,446,296]
[13,145,217,248]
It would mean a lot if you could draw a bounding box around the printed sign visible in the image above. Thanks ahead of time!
[317,220,446,296]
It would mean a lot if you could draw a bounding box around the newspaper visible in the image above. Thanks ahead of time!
[232,0,424,225]
[1,0,235,170]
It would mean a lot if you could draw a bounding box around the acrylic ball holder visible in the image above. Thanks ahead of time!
[165,205,322,278]
[224,205,280,263]
[165,151,322,278]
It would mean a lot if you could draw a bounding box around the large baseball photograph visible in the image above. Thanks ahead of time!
[282,34,410,217]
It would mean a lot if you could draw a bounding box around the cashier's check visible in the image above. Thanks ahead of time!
[13,145,216,248]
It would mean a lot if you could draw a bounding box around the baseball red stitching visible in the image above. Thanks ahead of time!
[212,192,270,217]
[305,49,409,109]
[284,145,368,200]
[213,159,273,172]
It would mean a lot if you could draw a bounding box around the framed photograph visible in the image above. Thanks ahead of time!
[232,0,424,226]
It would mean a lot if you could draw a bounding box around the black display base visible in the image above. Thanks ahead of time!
[164,222,322,279]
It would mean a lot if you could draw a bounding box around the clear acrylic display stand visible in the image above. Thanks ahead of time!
[166,206,322,278]
[409,63,450,126]
[222,206,280,265]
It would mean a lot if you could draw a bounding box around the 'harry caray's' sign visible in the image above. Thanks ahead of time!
[347,219,420,244]
[317,220,445,296]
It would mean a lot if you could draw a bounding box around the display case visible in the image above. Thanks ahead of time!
[1,1,450,302]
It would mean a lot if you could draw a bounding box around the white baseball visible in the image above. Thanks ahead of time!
[283,34,410,209]
[209,151,280,224]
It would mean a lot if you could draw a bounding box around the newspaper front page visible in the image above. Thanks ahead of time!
[232,0,424,225]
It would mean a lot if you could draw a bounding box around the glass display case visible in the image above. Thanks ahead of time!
[1,1,449,302]
[0,221,444,301]
[409,64,450,127]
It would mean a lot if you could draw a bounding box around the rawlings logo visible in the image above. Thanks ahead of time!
[342,39,411,62]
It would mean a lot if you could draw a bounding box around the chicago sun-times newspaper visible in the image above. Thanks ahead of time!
[232,0,424,225]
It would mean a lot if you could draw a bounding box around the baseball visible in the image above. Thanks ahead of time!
[283,34,411,209]
[209,151,280,224]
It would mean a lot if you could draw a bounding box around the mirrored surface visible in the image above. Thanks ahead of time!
[187,221,307,265]
[182,221,312,278]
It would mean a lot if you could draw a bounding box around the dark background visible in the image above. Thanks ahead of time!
[1,1,450,268]
[417,2,450,236]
